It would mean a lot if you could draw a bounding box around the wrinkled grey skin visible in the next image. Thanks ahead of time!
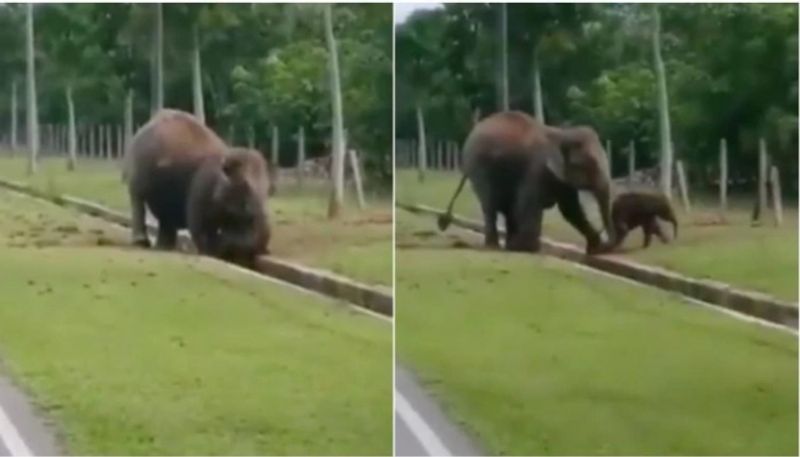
[187,149,271,266]
[611,191,677,249]
[125,109,229,249]
[438,111,615,255]
[124,109,270,265]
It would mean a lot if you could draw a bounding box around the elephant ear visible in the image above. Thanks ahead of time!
[545,144,568,182]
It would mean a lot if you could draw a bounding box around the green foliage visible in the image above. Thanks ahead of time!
[396,4,798,192]
[0,4,391,184]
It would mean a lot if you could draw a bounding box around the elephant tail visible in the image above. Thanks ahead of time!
[438,171,469,231]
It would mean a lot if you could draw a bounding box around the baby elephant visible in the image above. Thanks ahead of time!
[611,191,678,249]
[187,148,272,267]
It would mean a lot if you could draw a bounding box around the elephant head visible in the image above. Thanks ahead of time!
[544,126,615,249]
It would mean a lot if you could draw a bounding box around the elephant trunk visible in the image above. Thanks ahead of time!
[594,183,615,246]
[664,204,678,239]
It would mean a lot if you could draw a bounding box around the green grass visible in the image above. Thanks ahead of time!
[396,211,798,456]
[0,189,392,455]
[0,155,392,286]
[397,169,798,301]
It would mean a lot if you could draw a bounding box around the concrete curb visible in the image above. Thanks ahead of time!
[0,178,393,317]
[398,202,797,330]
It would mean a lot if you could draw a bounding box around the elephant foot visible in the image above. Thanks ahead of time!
[132,235,150,248]
[586,240,613,255]
[506,237,541,253]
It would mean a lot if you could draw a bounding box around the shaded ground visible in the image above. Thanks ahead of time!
[396,210,798,456]
[0,155,392,286]
[397,170,798,301]
[0,189,392,455]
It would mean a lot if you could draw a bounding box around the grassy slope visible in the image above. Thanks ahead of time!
[0,155,392,286]
[397,211,798,456]
[0,190,391,455]
[397,170,798,301]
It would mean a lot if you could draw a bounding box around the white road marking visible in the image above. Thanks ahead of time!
[0,403,32,457]
[396,390,452,457]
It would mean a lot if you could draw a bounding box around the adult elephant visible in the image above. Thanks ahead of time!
[438,111,614,254]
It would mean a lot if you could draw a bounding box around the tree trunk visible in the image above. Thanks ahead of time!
[415,104,427,182]
[770,166,783,227]
[653,5,673,197]
[270,124,279,168]
[296,126,305,187]
[532,50,544,122]
[753,138,768,224]
[25,3,38,175]
[124,89,134,149]
[151,3,164,114]
[348,148,365,209]
[498,3,509,111]
[719,138,727,215]
[324,4,345,218]
[191,24,205,123]
[627,141,636,186]
[10,80,17,151]
[66,85,77,170]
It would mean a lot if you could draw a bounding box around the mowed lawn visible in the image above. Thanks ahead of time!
[0,154,392,286]
[396,169,798,301]
[396,211,798,456]
[0,189,392,455]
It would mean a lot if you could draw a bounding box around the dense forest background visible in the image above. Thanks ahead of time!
[0,3,392,184]
[396,4,798,194]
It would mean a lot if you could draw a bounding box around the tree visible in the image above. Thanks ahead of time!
[25,3,38,174]
[324,4,345,218]
[151,3,164,114]
[191,23,204,122]
[498,3,509,111]
[652,5,673,196]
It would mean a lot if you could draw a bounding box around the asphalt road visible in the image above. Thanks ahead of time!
[0,374,60,456]
[395,364,483,456]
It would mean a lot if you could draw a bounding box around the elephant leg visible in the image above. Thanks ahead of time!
[652,219,669,243]
[482,205,500,249]
[129,190,150,248]
[642,225,653,248]
[556,188,602,253]
[507,184,542,252]
[613,223,629,248]
[156,224,178,250]
[470,172,500,249]
[503,208,518,246]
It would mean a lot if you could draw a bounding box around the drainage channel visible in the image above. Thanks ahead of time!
[397,202,797,331]
[0,179,392,318]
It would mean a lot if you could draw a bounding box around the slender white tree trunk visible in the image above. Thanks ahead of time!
[191,24,205,123]
[25,3,38,175]
[124,89,134,148]
[66,85,77,170]
[770,166,783,227]
[653,5,673,197]
[415,104,427,182]
[532,50,544,122]
[296,126,305,187]
[10,80,17,151]
[627,141,636,186]
[325,4,345,218]
[270,124,279,168]
[498,3,509,111]
[719,138,727,214]
[151,3,164,114]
